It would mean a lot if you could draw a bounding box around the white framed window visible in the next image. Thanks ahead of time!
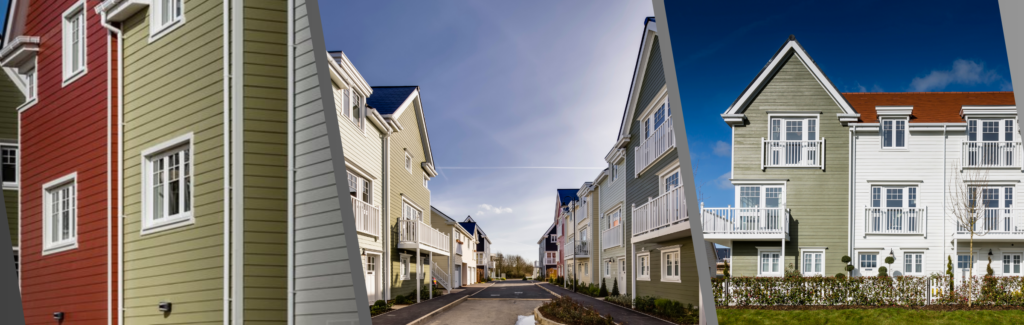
[339,88,364,129]
[967,118,1015,142]
[1,146,17,188]
[62,1,87,85]
[637,252,650,280]
[643,98,671,139]
[550,236,556,243]
[767,116,820,166]
[423,175,429,189]
[957,254,974,270]
[405,151,413,173]
[141,135,194,234]
[860,253,878,270]
[757,247,782,276]
[967,186,1014,232]
[42,173,77,255]
[661,247,681,282]
[659,167,680,194]
[22,65,36,102]
[605,261,611,276]
[347,171,371,204]
[1004,253,1022,275]
[400,254,411,280]
[868,186,919,232]
[801,250,824,276]
[611,164,619,182]
[150,0,185,41]
[402,201,423,221]
[605,208,621,230]
[903,252,924,275]
[880,118,908,149]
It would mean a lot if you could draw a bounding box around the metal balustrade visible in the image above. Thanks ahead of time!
[864,207,927,235]
[632,185,687,236]
[701,205,789,236]
[634,118,675,177]
[761,139,824,169]
[352,197,380,237]
[962,141,1022,168]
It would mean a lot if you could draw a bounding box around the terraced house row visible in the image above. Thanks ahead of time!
[328,50,495,304]
[538,17,714,311]
[701,35,1020,280]
[0,0,374,323]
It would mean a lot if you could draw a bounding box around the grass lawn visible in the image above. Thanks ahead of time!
[718,308,1024,325]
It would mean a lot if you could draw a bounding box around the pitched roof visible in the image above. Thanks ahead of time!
[459,222,476,235]
[557,189,579,206]
[844,91,1015,123]
[367,86,418,115]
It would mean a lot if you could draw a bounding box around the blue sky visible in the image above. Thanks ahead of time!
[320,1,655,262]
[664,0,1013,209]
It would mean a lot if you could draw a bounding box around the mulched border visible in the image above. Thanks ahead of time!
[717,305,1024,311]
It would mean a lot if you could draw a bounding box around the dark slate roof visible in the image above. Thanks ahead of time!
[459,222,476,235]
[557,189,579,206]
[367,86,418,115]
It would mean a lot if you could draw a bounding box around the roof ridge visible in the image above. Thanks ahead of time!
[371,85,419,88]
[843,91,1014,95]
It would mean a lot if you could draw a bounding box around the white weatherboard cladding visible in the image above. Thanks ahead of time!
[292,0,359,322]
[852,126,1024,276]
[334,74,385,254]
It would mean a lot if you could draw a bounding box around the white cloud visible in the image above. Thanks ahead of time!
[712,141,730,157]
[477,204,513,216]
[909,59,1003,92]
[714,172,732,190]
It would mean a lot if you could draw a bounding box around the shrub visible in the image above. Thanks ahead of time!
[723,260,731,278]
[605,294,631,307]
[988,257,995,276]
[537,296,616,325]
[599,278,609,297]
[369,300,394,316]
[784,263,802,279]
[611,278,620,296]
[878,266,888,277]
[835,273,846,280]
[634,296,699,324]
[394,295,412,305]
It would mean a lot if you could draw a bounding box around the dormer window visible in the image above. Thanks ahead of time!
[341,88,363,129]
[967,119,1015,143]
[881,118,908,149]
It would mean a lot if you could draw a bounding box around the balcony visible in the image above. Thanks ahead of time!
[398,219,450,256]
[545,255,558,265]
[564,239,574,259]
[602,225,622,250]
[575,240,590,258]
[352,197,380,237]
[701,205,790,241]
[864,207,926,236]
[761,138,824,169]
[634,118,675,177]
[632,185,689,243]
[954,208,1024,241]
[962,141,1022,168]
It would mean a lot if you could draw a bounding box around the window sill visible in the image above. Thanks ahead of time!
[637,277,650,281]
[42,241,78,256]
[2,183,17,190]
[141,215,195,235]
[16,98,38,113]
[149,18,186,44]
[659,278,681,283]
[62,68,87,88]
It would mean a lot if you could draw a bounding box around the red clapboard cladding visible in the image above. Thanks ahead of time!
[18,0,117,324]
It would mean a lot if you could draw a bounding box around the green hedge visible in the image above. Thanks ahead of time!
[712,275,1024,306]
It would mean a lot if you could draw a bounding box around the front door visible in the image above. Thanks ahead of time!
[454,265,462,288]
[617,257,626,293]
[365,254,378,302]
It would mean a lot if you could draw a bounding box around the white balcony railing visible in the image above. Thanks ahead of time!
[632,185,687,236]
[762,138,824,169]
[545,255,558,265]
[564,239,574,258]
[956,208,1024,236]
[962,141,1022,168]
[701,205,789,236]
[634,118,675,177]
[602,225,622,250]
[575,240,590,256]
[864,207,926,235]
[398,219,450,253]
[352,197,380,237]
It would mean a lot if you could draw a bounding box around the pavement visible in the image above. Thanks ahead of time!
[371,284,487,325]
[538,282,675,325]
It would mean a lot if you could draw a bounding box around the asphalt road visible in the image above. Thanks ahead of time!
[472,280,555,300]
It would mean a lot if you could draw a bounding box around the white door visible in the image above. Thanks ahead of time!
[617,258,626,293]
[455,265,462,288]
[365,254,378,302]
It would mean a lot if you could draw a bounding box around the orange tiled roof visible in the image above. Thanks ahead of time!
[842,91,1016,123]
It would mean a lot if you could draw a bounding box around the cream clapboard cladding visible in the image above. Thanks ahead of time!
[387,96,433,298]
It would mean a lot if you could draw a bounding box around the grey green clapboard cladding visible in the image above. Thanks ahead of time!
[0,71,20,248]
[730,53,850,277]
[121,0,228,323]
[292,0,361,322]
[387,98,433,298]
[624,35,700,307]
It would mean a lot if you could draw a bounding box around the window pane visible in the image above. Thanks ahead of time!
[882,120,893,147]
[808,119,816,140]
[771,119,781,141]
[895,120,905,147]
[1006,120,1014,142]
[653,104,666,130]
[968,120,977,141]
[169,153,180,216]
[184,149,191,212]
[153,159,165,220]
[50,192,59,243]
[983,121,999,141]
[908,188,917,208]
[740,187,760,208]
[1,148,15,183]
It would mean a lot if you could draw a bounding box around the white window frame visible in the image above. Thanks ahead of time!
[641,95,671,139]
[346,170,372,204]
[768,115,820,142]
[42,173,78,255]
[880,117,909,149]
[800,249,825,276]
[140,134,195,235]
[903,252,925,275]
[735,184,786,209]
[405,151,413,173]
[660,246,681,282]
[401,199,423,221]
[423,175,429,189]
[611,163,619,182]
[400,254,411,280]
[150,0,186,42]
[658,162,681,195]
[22,63,37,103]
[550,236,556,243]
[61,1,88,86]
[1,145,18,189]
[967,118,1016,143]
[859,252,879,272]
[605,260,611,276]
[1003,252,1023,275]
[757,247,782,277]
[605,207,622,230]
[636,252,651,281]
